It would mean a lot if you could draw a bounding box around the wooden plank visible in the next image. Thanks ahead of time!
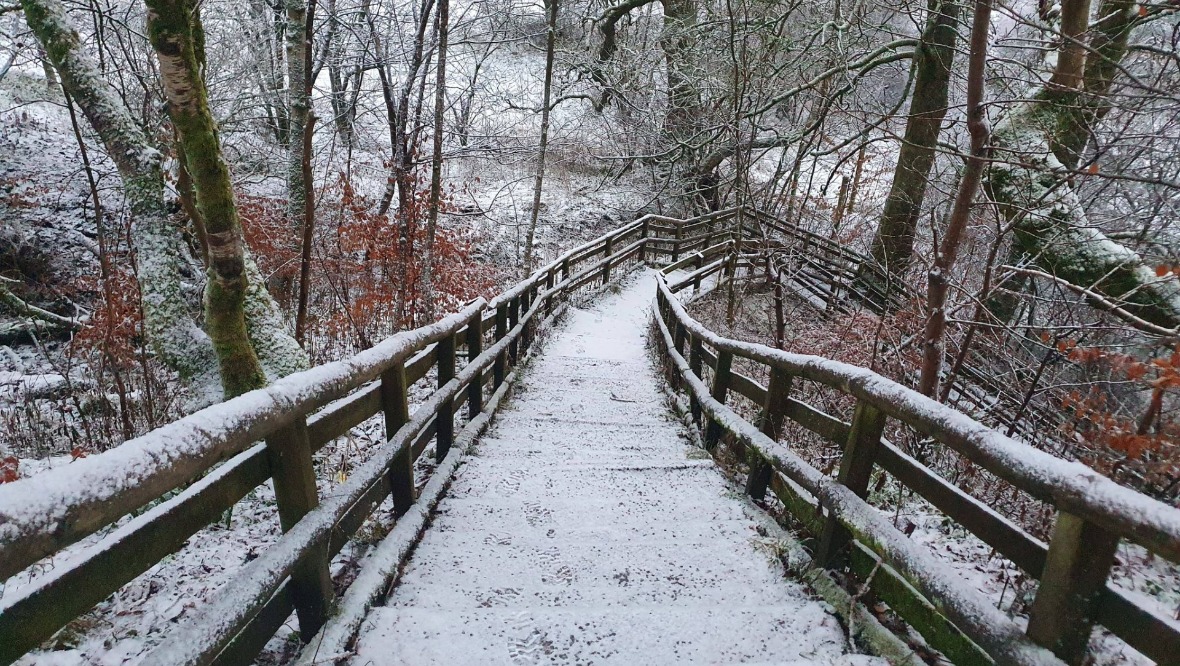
[211,584,295,666]
[265,419,334,638]
[406,345,436,384]
[769,472,824,536]
[1095,585,1180,665]
[728,370,767,404]
[1027,512,1120,664]
[848,543,992,666]
[307,383,382,450]
[412,420,438,460]
[784,398,850,443]
[214,470,397,666]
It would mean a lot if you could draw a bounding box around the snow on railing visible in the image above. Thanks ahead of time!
[0,214,656,666]
[652,263,1180,666]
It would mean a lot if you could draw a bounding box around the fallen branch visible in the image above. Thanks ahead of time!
[0,279,82,332]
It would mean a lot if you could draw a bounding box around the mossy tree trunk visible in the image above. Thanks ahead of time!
[145,0,270,398]
[985,0,1180,329]
[21,0,221,398]
[865,0,960,286]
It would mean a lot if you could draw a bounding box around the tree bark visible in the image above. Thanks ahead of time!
[421,0,449,320]
[984,0,1180,328]
[285,0,312,235]
[21,0,220,396]
[865,0,960,285]
[145,0,270,398]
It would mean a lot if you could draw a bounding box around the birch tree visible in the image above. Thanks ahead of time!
[145,0,307,397]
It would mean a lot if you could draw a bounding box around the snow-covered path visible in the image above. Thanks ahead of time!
[350,270,868,664]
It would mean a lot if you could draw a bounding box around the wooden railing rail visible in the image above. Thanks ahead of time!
[652,270,1180,666]
[0,219,649,666]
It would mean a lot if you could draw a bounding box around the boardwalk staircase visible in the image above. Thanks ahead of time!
[1,209,1178,666]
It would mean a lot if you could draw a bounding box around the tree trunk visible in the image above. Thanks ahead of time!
[285,0,311,235]
[21,0,220,397]
[865,0,960,285]
[524,0,558,275]
[918,0,992,398]
[660,0,701,147]
[295,113,317,345]
[421,0,449,320]
[146,0,270,398]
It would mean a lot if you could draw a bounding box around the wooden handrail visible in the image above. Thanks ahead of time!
[0,219,649,666]
[653,270,1180,665]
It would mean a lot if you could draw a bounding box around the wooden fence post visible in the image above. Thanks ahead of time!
[747,368,792,501]
[672,223,682,263]
[602,234,614,284]
[520,287,533,353]
[264,419,334,638]
[494,302,508,389]
[688,337,704,424]
[671,323,688,391]
[640,219,649,262]
[508,296,521,366]
[693,253,704,292]
[703,350,733,451]
[561,257,570,282]
[435,332,456,461]
[380,360,414,515]
[1026,512,1120,664]
[544,268,555,315]
[466,308,484,419]
[814,401,886,567]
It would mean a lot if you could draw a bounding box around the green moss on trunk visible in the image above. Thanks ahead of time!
[146,0,268,398]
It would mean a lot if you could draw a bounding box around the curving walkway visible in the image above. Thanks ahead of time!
[350,270,877,665]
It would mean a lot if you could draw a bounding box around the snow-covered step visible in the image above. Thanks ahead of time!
[353,606,856,665]
[347,271,871,666]
[388,536,799,609]
[445,460,725,501]
[425,493,751,534]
